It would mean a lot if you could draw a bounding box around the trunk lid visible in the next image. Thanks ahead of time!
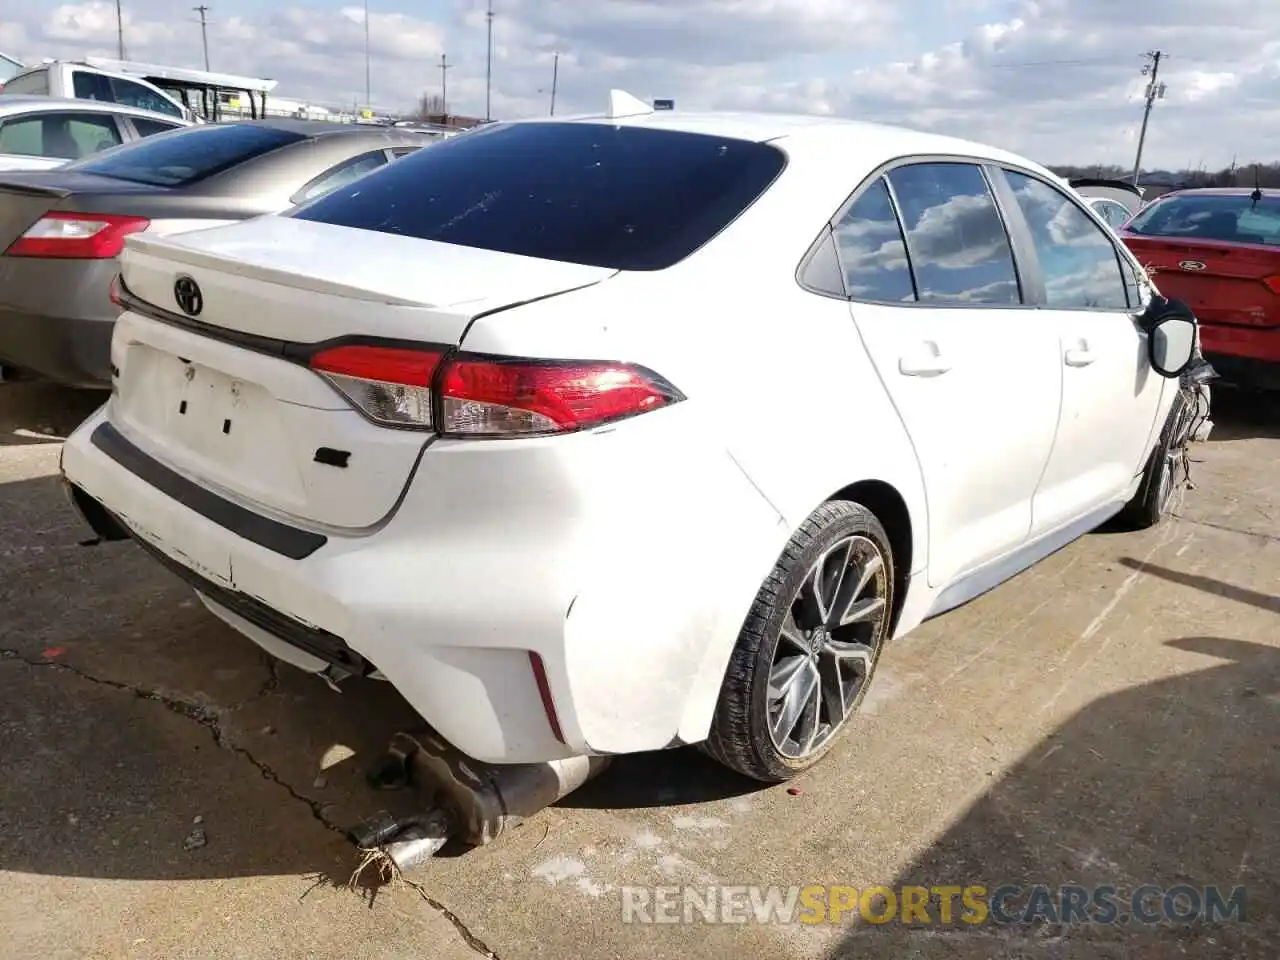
[1123,234,1280,329]
[110,215,616,530]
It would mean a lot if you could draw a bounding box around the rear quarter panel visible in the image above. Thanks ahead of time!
[461,159,931,741]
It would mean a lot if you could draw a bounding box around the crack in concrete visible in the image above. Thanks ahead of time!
[1,647,345,837]
[0,648,501,959]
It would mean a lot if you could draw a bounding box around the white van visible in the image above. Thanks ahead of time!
[0,61,194,122]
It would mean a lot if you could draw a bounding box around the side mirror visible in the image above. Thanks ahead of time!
[1149,313,1196,378]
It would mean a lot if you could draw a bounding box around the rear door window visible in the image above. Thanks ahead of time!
[0,112,123,160]
[69,123,305,186]
[1091,200,1130,228]
[108,77,184,118]
[3,70,50,95]
[72,70,111,101]
[130,117,185,139]
[1005,170,1129,311]
[292,150,389,204]
[291,121,787,270]
[886,162,1021,305]
[831,177,916,302]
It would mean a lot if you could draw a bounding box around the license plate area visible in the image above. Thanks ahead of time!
[128,348,262,461]
[115,343,308,509]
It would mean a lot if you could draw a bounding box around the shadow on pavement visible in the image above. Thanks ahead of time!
[0,469,753,892]
[0,471,432,889]
[1204,386,1280,443]
[829,635,1279,959]
[559,745,761,810]
[1118,560,1280,614]
[0,382,104,446]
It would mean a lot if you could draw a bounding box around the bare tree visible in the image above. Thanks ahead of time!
[414,92,446,121]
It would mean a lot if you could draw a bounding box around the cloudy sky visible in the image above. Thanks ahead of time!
[3,1,1277,169]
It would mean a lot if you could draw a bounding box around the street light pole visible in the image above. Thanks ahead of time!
[363,0,372,112]
[485,0,494,121]
[194,5,211,71]
[440,53,450,121]
[115,0,126,59]
[549,52,558,116]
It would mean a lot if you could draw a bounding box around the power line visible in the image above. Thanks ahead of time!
[984,56,1121,69]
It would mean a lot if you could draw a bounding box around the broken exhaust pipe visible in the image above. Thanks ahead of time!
[350,730,611,872]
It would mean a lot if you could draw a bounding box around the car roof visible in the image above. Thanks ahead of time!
[0,95,186,124]
[143,123,433,200]
[223,118,406,138]
[1160,187,1280,198]
[514,109,1059,181]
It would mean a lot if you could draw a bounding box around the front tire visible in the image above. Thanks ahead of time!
[1118,390,1195,530]
[704,500,894,783]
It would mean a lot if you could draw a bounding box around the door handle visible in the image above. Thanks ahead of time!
[1064,346,1096,367]
[899,341,952,377]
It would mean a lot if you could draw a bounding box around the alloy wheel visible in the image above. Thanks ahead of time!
[766,534,889,759]
[1156,402,1196,516]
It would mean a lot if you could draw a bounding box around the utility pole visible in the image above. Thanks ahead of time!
[194,6,211,71]
[549,52,558,116]
[439,53,450,121]
[115,0,126,59]
[1131,50,1166,187]
[363,0,372,112]
[485,0,494,121]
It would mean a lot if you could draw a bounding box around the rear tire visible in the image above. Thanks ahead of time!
[1117,390,1194,530]
[703,500,894,783]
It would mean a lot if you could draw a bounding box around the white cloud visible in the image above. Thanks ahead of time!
[6,0,1279,168]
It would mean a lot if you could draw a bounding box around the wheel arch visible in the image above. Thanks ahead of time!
[676,472,926,748]
[826,478,914,636]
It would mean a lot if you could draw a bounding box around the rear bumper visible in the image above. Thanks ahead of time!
[0,306,114,387]
[1199,322,1280,389]
[1203,352,1280,391]
[0,258,121,387]
[61,402,787,765]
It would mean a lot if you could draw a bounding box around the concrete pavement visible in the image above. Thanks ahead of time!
[1,383,1276,959]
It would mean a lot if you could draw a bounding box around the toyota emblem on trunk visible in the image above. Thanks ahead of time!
[1178,260,1206,272]
[174,275,203,316]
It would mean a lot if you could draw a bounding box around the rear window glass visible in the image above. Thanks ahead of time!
[290,121,787,270]
[67,123,304,187]
[1126,193,1280,246]
[3,70,48,95]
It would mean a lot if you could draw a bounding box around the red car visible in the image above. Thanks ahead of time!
[1121,187,1280,390]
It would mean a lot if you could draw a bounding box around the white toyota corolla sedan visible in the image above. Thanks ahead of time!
[60,94,1202,783]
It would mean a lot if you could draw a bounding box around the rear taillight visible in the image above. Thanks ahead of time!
[307,344,683,436]
[4,212,150,259]
[310,344,445,428]
[437,354,681,436]
[1262,275,1280,296]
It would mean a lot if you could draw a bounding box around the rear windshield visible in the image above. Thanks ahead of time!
[290,121,787,270]
[68,123,305,187]
[1126,193,1280,246]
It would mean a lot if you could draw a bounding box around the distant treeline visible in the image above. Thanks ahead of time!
[1050,162,1280,189]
